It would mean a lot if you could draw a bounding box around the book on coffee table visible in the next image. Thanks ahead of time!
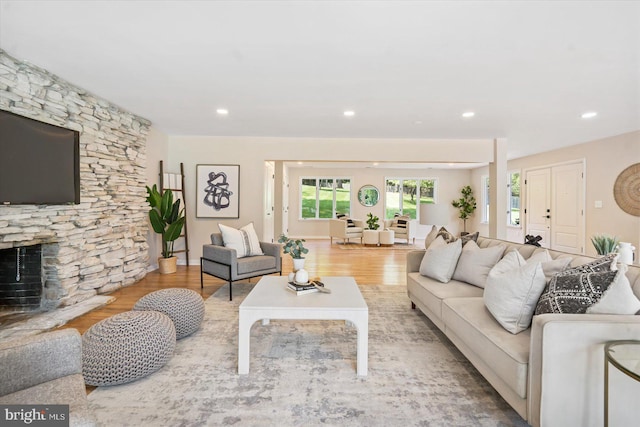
[286,286,318,295]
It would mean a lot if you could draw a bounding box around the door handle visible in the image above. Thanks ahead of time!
[542,215,550,219]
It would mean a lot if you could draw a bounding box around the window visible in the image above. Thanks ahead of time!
[300,177,351,219]
[385,178,436,219]
[481,175,490,223]
[508,171,521,226]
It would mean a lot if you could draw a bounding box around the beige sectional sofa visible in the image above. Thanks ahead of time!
[407,236,640,427]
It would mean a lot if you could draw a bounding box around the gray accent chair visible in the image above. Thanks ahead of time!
[200,233,282,300]
[0,329,95,426]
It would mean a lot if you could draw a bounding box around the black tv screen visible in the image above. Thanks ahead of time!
[0,109,80,205]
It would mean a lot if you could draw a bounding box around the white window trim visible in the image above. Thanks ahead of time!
[299,176,352,220]
[384,177,439,220]
[507,169,522,228]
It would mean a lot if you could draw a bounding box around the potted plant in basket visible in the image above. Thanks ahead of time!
[451,185,477,233]
[278,234,309,272]
[146,184,186,274]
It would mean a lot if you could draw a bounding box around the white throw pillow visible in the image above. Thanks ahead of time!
[218,223,264,258]
[484,255,547,334]
[424,225,438,249]
[419,236,462,283]
[587,265,640,314]
[452,241,506,288]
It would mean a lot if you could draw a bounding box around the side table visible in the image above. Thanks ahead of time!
[363,230,379,247]
[604,340,640,427]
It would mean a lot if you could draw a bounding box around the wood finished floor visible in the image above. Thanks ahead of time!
[63,239,420,335]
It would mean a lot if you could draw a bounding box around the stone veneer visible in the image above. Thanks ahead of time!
[0,49,150,309]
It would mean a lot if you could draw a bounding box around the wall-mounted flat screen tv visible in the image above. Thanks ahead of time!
[0,109,80,205]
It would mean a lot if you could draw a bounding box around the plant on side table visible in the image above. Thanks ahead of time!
[452,185,477,233]
[591,234,619,255]
[366,212,380,230]
[146,184,186,274]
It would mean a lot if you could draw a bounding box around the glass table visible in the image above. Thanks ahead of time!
[604,340,640,427]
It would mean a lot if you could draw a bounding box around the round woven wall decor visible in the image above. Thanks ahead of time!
[613,163,640,217]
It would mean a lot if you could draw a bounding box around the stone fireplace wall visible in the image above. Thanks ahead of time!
[0,49,150,308]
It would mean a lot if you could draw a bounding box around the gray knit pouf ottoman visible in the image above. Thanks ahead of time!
[133,288,205,339]
[82,310,176,386]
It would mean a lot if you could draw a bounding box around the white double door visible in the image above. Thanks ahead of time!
[525,161,585,254]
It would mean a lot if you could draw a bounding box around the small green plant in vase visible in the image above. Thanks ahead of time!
[591,234,619,255]
[366,212,380,230]
[278,234,309,280]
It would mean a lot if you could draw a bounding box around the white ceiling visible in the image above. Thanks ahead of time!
[1,1,638,160]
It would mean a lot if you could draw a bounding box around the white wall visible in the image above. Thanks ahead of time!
[469,130,640,259]
[286,166,472,238]
[166,136,494,263]
[145,126,170,267]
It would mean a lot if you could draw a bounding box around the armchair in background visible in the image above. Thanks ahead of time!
[329,218,364,244]
[383,215,413,244]
[200,233,282,301]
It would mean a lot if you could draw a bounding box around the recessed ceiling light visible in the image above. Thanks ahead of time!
[414,120,423,125]
[297,161,303,165]
[581,111,597,119]
[216,109,229,115]
[373,162,379,166]
[462,112,475,118]
[343,110,355,117]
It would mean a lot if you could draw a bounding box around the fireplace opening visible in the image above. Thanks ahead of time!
[0,245,43,318]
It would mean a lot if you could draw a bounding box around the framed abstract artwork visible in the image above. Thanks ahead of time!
[196,164,240,218]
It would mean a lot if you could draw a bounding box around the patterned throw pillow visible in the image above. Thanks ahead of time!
[534,254,640,315]
[436,227,456,243]
[460,231,479,246]
[535,270,619,315]
[346,218,356,228]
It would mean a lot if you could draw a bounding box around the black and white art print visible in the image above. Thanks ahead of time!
[196,164,240,218]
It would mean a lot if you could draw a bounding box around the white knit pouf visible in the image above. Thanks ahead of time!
[82,310,176,386]
[133,288,205,339]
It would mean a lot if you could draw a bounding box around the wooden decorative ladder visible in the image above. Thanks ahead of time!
[159,161,190,265]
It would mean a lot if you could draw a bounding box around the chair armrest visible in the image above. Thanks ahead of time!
[202,244,237,266]
[329,219,347,238]
[407,250,425,273]
[260,242,282,261]
[353,219,365,228]
[384,219,393,228]
[0,329,82,396]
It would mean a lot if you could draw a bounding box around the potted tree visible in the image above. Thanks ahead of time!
[146,184,186,274]
[278,233,309,272]
[451,185,477,233]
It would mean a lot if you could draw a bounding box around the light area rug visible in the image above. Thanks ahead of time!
[87,283,528,427]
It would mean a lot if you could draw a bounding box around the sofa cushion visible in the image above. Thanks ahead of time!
[452,241,505,288]
[442,297,530,399]
[419,236,462,283]
[219,223,264,258]
[407,272,483,324]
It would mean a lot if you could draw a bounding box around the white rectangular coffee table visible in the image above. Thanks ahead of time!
[238,276,368,376]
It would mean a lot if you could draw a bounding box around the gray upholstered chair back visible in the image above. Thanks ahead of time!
[210,233,224,246]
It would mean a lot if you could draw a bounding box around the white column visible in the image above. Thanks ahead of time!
[489,138,508,240]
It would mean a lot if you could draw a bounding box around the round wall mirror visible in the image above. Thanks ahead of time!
[358,185,380,207]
